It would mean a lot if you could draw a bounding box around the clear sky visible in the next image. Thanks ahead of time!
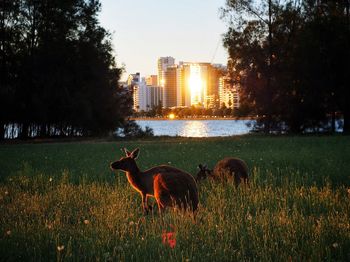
[99,0,229,81]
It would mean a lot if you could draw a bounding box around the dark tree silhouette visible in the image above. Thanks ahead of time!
[222,0,350,133]
[0,0,132,139]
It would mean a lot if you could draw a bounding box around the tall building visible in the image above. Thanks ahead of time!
[157,57,175,86]
[145,75,162,109]
[127,73,150,112]
[163,66,178,107]
[219,76,240,109]
[176,62,223,108]
[136,57,230,110]
[145,75,158,86]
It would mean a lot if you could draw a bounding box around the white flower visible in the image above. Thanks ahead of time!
[57,245,65,252]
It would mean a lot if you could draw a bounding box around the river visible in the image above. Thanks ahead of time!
[136,119,254,137]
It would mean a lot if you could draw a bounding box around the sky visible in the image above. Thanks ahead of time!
[99,0,229,81]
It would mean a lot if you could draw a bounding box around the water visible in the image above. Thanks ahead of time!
[136,119,254,137]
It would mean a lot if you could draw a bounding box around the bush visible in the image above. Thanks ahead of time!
[116,120,154,138]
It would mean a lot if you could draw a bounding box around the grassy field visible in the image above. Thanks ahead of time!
[0,135,350,261]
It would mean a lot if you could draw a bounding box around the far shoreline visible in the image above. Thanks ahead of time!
[131,116,257,121]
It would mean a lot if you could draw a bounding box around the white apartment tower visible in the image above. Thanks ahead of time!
[128,73,150,112]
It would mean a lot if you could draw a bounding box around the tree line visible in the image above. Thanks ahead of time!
[0,0,133,140]
[222,0,349,133]
[133,103,247,119]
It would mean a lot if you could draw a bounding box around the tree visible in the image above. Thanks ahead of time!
[0,0,131,139]
[222,0,276,132]
[222,0,350,133]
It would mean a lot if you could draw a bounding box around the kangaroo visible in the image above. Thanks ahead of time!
[110,148,198,214]
[196,157,249,187]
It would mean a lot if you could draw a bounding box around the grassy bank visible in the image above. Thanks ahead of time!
[1,136,350,260]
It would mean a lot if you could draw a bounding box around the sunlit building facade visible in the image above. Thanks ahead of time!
[219,76,240,109]
[145,75,158,86]
[157,57,175,86]
[152,57,234,110]
[163,66,178,107]
[175,62,223,108]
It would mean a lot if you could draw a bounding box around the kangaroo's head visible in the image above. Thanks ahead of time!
[196,164,213,182]
[110,148,140,172]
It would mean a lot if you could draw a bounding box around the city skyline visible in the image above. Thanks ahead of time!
[128,57,239,113]
[99,0,229,81]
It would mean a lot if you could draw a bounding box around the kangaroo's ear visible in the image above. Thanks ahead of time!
[130,148,140,159]
[123,148,131,156]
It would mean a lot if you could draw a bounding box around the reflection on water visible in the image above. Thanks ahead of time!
[179,121,209,137]
[136,120,253,137]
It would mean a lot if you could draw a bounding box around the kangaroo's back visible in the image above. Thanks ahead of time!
[214,157,249,185]
[154,172,199,212]
[144,165,186,176]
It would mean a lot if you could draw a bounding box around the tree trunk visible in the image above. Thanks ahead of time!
[343,110,350,134]
[331,111,336,133]
[20,122,29,139]
[0,122,5,140]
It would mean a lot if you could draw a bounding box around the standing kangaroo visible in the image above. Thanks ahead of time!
[110,148,198,214]
[196,157,249,187]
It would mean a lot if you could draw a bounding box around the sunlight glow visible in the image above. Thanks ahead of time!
[189,65,203,105]
[168,113,175,120]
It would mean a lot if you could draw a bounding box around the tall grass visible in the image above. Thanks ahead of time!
[0,136,350,260]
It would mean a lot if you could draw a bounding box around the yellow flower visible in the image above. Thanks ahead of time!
[57,245,65,252]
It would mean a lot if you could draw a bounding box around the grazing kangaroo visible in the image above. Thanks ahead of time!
[110,148,198,214]
[196,158,249,187]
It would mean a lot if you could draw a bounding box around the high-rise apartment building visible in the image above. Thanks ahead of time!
[145,75,162,109]
[219,76,240,109]
[157,57,175,86]
[163,66,178,107]
[145,75,158,86]
[127,73,150,112]
[176,62,222,108]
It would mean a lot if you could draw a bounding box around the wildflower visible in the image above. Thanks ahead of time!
[4,191,8,195]
[6,230,11,236]
[83,219,90,225]
[57,245,65,252]
[332,243,339,248]
[162,230,176,249]
[246,213,252,221]
[49,177,53,182]
[129,221,134,226]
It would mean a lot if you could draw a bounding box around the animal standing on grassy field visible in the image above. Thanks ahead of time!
[197,157,249,187]
[110,148,199,215]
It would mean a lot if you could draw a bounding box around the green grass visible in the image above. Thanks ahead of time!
[1,136,350,261]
